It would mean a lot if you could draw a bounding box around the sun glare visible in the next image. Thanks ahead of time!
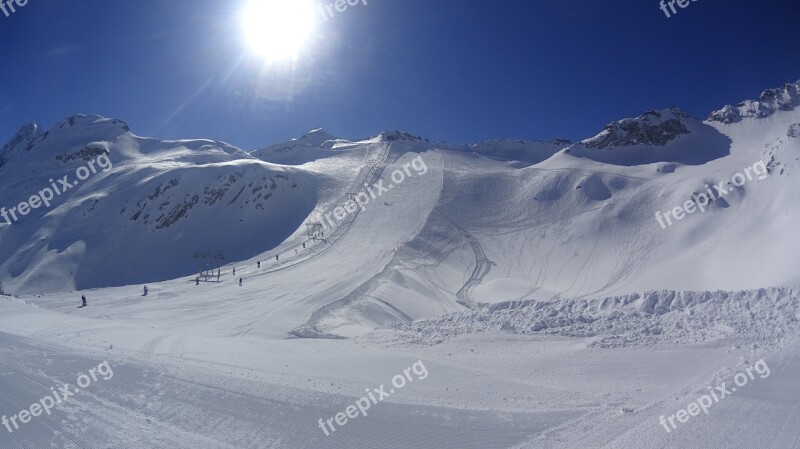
[241,0,317,63]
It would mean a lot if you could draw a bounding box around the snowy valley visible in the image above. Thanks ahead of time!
[1,80,800,448]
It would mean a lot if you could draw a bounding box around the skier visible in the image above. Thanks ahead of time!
[233,267,236,275]
[239,277,243,287]
[302,243,306,249]
[81,295,87,307]
[143,285,148,296]
[295,249,298,255]
[196,277,200,285]
[275,255,279,261]
[257,261,261,268]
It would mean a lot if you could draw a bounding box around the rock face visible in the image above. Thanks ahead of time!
[788,123,800,139]
[379,131,427,142]
[709,81,800,124]
[1,122,40,153]
[581,108,691,149]
[0,123,41,168]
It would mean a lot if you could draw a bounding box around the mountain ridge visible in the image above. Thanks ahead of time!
[1,79,799,303]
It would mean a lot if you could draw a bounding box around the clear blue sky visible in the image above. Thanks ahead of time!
[1,0,798,150]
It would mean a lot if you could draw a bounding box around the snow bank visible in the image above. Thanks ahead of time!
[368,287,800,348]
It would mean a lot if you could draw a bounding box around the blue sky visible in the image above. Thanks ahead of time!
[0,0,798,150]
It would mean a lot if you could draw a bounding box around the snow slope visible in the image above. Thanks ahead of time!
[3,83,800,328]
[0,115,321,292]
[0,80,800,448]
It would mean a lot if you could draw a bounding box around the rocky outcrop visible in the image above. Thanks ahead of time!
[581,107,691,149]
[709,81,800,124]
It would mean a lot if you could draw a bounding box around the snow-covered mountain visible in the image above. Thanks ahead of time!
[568,107,731,165]
[1,80,799,339]
[709,80,800,123]
[2,80,800,449]
[249,128,352,165]
[582,107,691,149]
[467,138,571,166]
[0,115,319,292]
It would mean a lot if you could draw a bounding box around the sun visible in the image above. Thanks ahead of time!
[240,0,317,63]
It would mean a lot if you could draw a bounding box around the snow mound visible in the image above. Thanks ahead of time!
[366,287,800,348]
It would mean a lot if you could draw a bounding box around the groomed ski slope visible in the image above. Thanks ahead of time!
[1,293,798,448]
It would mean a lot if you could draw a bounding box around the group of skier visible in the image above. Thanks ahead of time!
[80,284,150,308]
[238,244,308,287]
[79,241,315,306]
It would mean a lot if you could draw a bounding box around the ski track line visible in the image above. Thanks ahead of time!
[0,360,93,449]
[434,210,494,308]
[290,147,446,338]
[242,142,391,283]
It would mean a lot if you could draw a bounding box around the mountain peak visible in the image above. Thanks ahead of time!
[709,80,800,124]
[52,114,131,133]
[580,107,691,149]
[1,122,42,167]
[298,128,339,147]
[378,130,427,142]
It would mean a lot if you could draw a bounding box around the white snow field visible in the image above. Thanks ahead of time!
[1,81,800,448]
